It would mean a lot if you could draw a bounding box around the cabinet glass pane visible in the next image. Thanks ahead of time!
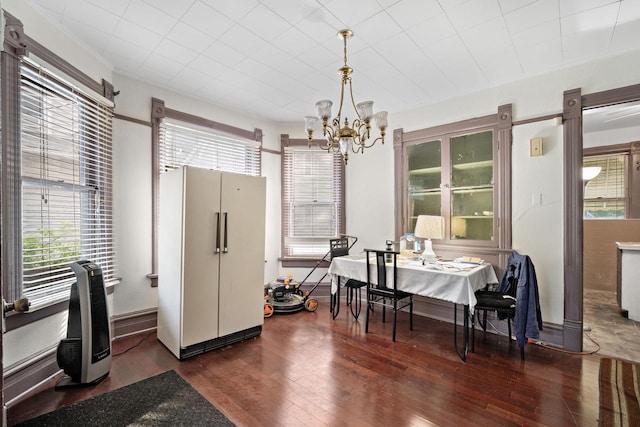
[408,140,441,192]
[451,131,493,187]
[407,140,442,232]
[451,189,493,240]
[408,192,441,232]
[450,130,493,241]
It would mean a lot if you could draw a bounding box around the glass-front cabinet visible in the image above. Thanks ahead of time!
[404,127,497,246]
[396,105,511,272]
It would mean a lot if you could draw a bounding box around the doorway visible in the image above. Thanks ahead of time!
[582,100,640,363]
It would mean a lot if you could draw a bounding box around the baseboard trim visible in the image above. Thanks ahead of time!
[563,318,584,352]
[3,346,60,408]
[111,308,157,339]
[299,282,331,298]
[4,308,159,409]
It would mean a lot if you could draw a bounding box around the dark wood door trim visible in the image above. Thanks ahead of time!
[563,88,583,352]
[564,83,640,352]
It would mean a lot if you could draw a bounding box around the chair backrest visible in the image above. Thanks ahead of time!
[330,237,350,259]
[364,249,398,291]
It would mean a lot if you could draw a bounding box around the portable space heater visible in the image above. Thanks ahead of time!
[55,260,111,388]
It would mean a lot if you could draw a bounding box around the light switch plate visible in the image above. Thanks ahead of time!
[530,137,543,157]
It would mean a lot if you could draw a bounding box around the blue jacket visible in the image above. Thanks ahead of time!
[499,251,543,347]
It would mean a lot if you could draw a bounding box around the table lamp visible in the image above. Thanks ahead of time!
[414,215,445,264]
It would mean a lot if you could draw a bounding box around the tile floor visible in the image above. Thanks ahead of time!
[583,288,640,363]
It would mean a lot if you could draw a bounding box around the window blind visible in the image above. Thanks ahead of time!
[159,120,260,176]
[584,153,627,218]
[283,146,343,257]
[20,62,115,308]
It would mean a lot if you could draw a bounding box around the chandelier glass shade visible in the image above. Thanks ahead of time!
[304,29,388,164]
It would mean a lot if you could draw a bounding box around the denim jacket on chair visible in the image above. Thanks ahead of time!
[499,251,543,347]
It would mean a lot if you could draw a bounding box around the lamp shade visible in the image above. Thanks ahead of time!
[374,111,388,129]
[582,166,601,181]
[304,116,320,133]
[414,215,445,240]
[315,99,333,120]
[356,101,374,121]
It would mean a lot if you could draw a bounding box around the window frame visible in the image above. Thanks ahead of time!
[280,135,345,268]
[1,13,116,330]
[149,98,263,285]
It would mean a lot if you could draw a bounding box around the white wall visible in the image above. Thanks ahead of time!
[512,121,564,324]
[111,119,153,315]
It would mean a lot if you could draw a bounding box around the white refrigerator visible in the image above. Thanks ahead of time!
[157,166,266,359]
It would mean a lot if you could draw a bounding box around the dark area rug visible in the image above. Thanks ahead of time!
[599,357,640,426]
[16,370,235,426]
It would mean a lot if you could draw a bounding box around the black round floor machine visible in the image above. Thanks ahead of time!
[263,235,358,317]
[263,275,317,317]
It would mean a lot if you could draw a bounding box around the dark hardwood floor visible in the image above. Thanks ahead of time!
[8,306,601,426]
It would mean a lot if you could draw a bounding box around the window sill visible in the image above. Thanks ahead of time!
[280,257,330,268]
[4,278,121,332]
[4,300,69,331]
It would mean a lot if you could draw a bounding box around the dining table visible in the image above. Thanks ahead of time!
[328,254,499,361]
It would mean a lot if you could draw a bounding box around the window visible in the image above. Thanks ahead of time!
[281,137,344,263]
[159,119,261,176]
[18,60,115,309]
[584,153,627,218]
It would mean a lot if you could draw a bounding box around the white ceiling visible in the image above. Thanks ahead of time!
[24,0,640,125]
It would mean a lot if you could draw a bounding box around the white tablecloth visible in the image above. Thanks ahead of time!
[328,255,499,312]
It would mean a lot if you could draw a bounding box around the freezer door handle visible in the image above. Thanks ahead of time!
[223,212,228,253]
[215,212,221,254]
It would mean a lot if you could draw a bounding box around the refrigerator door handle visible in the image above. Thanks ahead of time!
[215,212,221,254]
[223,212,228,253]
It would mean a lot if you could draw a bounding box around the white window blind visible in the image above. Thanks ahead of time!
[159,120,260,176]
[283,146,343,257]
[584,153,627,218]
[20,62,115,309]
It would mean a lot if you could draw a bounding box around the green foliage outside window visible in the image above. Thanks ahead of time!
[22,223,81,268]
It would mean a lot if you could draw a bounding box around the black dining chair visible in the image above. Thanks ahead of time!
[471,250,542,361]
[364,248,413,342]
[329,237,367,319]
[472,265,521,359]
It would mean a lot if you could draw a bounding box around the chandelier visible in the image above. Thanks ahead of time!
[304,29,388,164]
